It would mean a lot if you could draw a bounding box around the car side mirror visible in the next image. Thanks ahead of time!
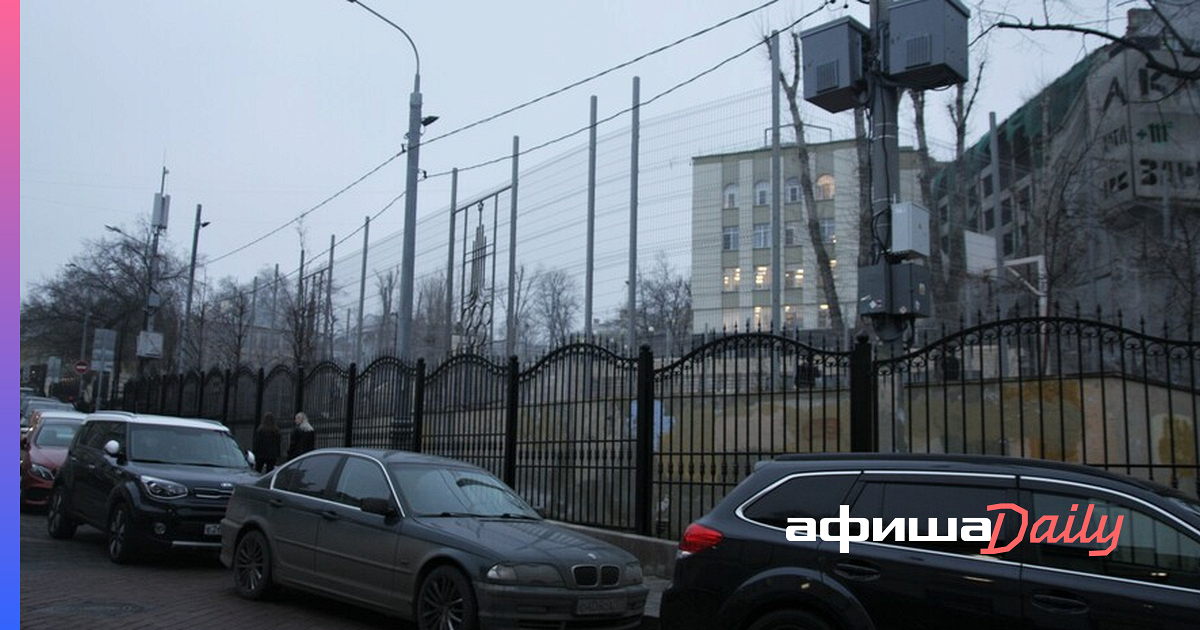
[20,437,29,450]
[361,497,397,518]
[246,451,257,467]
[103,439,121,458]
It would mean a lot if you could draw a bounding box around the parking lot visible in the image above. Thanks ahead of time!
[21,511,661,629]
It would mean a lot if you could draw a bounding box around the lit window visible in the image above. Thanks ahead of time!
[723,183,739,209]
[784,305,797,328]
[753,223,771,249]
[722,226,739,251]
[755,266,770,289]
[820,218,836,243]
[753,306,764,329]
[754,180,770,206]
[815,174,835,200]
[785,266,804,289]
[722,267,741,292]
[786,178,801,203]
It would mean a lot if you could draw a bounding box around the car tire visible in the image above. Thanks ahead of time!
[107,502,138,564]
[416,565,479,630]
[233,530,274,600]
[747,610,834,630]
[46,486,77,539]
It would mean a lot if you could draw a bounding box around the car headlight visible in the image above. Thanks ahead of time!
[621,561,643,585]
[139,475,189,500]
[29,463,55,481]
[486,563,565,586]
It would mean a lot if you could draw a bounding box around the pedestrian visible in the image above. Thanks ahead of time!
[286,411,316,460]
[252,412,281,473]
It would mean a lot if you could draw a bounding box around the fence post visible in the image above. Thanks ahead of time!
[176,373,185,416]
[295,366,306,416]
[850,334,877,452]
[412,359,426,453]
[503,356,520,487]
[221,369,232,424]
[254,368,265,426]
[197,370,207,417]
[343,363,357,447]
[159,376,168,414]
[635,345,655,536]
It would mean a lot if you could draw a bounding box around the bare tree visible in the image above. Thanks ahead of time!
[374,267,398,356]
[637,254,691,356]
[207,278,254,370]
[531,268,580,347]
[412,271,448,361]
[500,264,537,357]
[777,31,847,336]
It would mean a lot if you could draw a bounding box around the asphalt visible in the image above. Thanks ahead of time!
[20,511,666,629]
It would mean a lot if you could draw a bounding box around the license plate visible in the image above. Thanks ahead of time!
[204,523,221,536]
[575,597,625,616]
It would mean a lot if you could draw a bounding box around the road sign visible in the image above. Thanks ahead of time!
[74,360,89,375]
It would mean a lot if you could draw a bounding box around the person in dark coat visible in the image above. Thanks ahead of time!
[252,412,281,473]
[286,411,316,460]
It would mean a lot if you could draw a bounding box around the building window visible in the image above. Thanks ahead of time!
[984,208,995,231]
[786,178,801,203]
[755,265,770,289]
[1003,232,1014,255]
[1001,199,1013,226]
[753,306,764,329]
[722,267,741,292]
[817,303,830,329]
[722,226,739,251]
[820,218,836,243]
[815,174,835,200]
[785,265,804,289]
[784,305,797,329]
[785,221,801,246]
[982,174,994,198]
[754,180,770,206]
[753,223,771,249]
[723,183,739,209]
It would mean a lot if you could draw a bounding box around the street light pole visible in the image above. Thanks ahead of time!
[348,0,427,361]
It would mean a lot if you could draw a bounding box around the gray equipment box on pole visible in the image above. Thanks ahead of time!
[858,262,932,318]
[800,17,868,114]
[891,201,930,259]
[887,0,970,89]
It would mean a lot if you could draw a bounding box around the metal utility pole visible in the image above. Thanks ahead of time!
[326,234,336,360]
[627,77,640,352]
[356,216,370,365]
[505,137,520,358]
[770,32,783,334]
[445,169,458,356]
[585,96,598,339]
[179,203,208,370]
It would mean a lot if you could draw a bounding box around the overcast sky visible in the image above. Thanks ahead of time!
[20,0,1109,310]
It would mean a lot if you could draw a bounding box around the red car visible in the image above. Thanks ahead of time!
[20,411,85,510]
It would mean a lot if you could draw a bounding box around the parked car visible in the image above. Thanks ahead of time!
[20,410,86,510]
[47,412,259,563]
[661,454,1200,630]
[220,448,648,630]
[21,397,73,437]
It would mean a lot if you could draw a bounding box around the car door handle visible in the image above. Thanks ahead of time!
[321,510,340,521]
[833,561,881,581]
[1032,593,1089,614]
[268,498,284,508]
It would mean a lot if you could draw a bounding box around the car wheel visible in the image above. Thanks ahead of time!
[747,610,834,630]
[46,486,77,539]
[416,565,478,630]
[107,503,138,564]
[233,530,274,600]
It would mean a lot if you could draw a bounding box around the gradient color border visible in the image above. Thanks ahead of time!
[9,0,22,625]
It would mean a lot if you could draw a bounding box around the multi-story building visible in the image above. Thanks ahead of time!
[691,139,923,335]
[932,7,1200,331]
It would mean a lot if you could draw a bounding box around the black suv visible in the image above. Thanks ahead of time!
[661,454,1200,630]
[47,412,259,563]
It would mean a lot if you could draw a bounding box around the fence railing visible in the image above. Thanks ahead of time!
[120,316,1200,540]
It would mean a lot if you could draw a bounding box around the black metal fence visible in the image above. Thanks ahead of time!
[121,315,1200,540]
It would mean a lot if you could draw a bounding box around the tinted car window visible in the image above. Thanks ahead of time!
[741,473,858,528]
[82,421,125,450]
[1026,490,1200,590]
[852,480,1015,557]
[391,465,537,517]
[128,424,246,467]
[333,456,392,508]
[276,454,341,498]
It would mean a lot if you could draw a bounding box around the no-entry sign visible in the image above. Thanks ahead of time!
[74,360,89,374]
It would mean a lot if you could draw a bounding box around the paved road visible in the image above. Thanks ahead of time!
[20,512,661,629]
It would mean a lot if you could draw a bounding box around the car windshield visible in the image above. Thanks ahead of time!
[33,421,79,448]
[128,424,248,468]
[390,465,539,519]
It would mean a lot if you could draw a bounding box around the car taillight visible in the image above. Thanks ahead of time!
[679,523,723,555]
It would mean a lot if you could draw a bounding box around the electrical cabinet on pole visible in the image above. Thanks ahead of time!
[800,0,968,341]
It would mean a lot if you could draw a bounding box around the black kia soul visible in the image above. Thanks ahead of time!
[661,454,1200,630]
[47,412,259,563]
